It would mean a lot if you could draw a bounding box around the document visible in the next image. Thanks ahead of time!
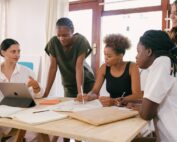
[0,105,25,118]
[12,109,68,125]
[47,99,103,112]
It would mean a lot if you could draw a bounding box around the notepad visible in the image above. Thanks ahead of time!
[69,107,138,126]
[12,109,68,125]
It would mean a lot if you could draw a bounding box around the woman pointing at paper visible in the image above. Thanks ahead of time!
[76,34,142,106]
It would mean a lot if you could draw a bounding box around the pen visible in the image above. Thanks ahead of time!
[121,92,126,98]
[33,110,50,114]
[81,86,85,104]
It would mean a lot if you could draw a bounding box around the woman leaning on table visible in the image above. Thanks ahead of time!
[0,38,42,141]
[76,33,142,106]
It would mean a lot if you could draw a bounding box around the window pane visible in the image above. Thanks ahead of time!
[104,0,161,11]
[101,11,162,63]
[69,10,93,65]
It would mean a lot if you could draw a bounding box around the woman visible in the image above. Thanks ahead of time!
[170,0,177,28]
[0,38,42,141]
[44,17,95,98]
[77,33,141,106]
[0,38,42,97]
[135,30,177,142]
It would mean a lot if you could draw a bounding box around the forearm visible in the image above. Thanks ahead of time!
[76,66,84,94]
[44,68,57,97]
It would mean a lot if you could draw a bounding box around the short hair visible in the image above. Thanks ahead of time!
[139,30,177,76]
[0,38,19,56]
[104,33,131,55]
[56,17,74,33]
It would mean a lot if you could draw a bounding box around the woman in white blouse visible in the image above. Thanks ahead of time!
[0,38,42,141]
[0,38,42,99]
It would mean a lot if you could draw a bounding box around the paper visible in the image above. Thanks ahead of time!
[47,99,103,112]
[12,109,68,125]
[0,105,25,118]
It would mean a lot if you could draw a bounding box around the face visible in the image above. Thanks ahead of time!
[1,44,20,63]
[136,42,151,69]
[56,26,73,47]
[170,4,177,28]
[104,47,122,67]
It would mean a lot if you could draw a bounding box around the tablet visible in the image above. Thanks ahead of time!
[0,82,36,108]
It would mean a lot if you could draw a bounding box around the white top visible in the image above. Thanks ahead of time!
[144,56,177,142]
[140,69,149,91]
[0,63,43,100]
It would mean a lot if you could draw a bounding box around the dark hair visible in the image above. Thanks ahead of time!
[169,27,177,45]
[172,0,177,8]
[56,17,74,33]
[0,38,19,56]
[104,34,131,55]
[140,30,177,76]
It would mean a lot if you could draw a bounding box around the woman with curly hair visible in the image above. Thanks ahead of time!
[76,33,142,106]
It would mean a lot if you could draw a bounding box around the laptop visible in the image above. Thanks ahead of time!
[0,83,36,108]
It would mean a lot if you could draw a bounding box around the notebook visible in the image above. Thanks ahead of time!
[11,109,68,125]
[0,82,36,108]
[69,107,138,126]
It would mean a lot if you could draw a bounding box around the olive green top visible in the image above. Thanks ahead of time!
[45,33,95,89]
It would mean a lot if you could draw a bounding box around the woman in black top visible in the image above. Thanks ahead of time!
[76,33,142,106]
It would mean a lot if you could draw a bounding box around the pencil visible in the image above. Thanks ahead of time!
[81,86,85,104]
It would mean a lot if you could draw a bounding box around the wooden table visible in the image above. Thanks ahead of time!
[0,98,147,142]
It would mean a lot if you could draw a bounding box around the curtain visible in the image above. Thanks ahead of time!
[42,0,68,97]
[0,0,8,42]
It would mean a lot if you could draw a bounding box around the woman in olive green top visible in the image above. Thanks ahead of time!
[44,17,95,98]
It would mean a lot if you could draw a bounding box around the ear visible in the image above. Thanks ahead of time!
[0,50,5,57]
[147,48,153,56]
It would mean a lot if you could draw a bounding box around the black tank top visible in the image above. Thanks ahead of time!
[105,62,132,98]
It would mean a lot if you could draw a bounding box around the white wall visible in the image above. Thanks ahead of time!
[5,0,65,97]
[6,0,47,55]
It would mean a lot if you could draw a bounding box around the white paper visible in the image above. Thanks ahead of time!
[12,109,68,125]
[0,105,24,118]
[47,99,103,112]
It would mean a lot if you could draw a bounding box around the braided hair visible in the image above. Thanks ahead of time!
[140,30,177,76]
[56,17,74,33]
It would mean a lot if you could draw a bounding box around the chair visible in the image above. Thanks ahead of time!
[18,61,34,70]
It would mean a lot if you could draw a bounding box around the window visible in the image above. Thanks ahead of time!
[104,0,161,11]
[101,11,162,63]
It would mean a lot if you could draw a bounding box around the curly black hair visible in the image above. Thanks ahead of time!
[104,34,131,55]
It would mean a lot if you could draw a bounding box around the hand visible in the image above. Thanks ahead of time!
[127,102,142,111]
[27,76,40,93]
[75,93,88,102]
[99,96,114,107]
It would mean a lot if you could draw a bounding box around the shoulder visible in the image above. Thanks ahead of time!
[99,63,107,76]
[148,56,171,74]
[128,62,138,72]
[73,33,88,43]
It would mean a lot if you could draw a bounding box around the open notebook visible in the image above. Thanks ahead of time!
[0,105,67,125]
[69,107,138,126]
